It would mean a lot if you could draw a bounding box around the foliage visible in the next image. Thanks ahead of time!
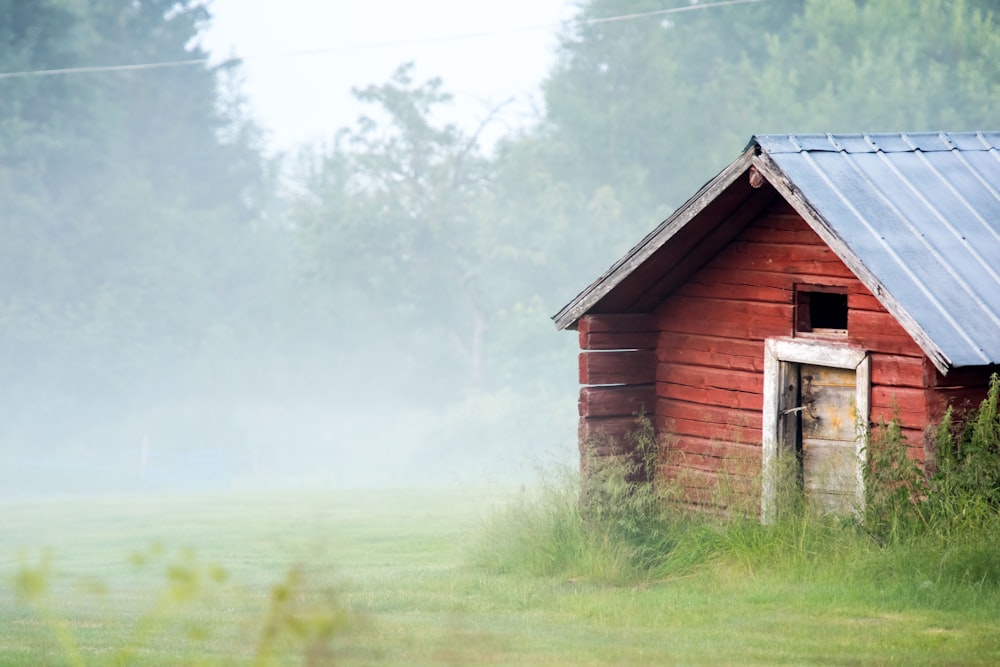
[540,0,1000,217]
[579,416,668,551]
[254,565,352,667]
[863,416,929,543]
[290,63,577,398]
[13,545,352,666]
[925,373,1000,532]
[6,489,1000,665]
[481,387,1000,587]
[861,374,1000,543]
[5,0,1000,492]
[472,468,632,580]
[0,0,291,480]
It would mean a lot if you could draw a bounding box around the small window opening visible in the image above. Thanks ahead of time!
[796,288,848,334]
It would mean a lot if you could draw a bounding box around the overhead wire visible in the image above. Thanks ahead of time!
[0,0,762,80]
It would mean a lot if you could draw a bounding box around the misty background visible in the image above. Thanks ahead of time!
[1,0,998,496]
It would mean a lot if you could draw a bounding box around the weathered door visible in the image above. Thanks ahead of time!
[797,364,860,513]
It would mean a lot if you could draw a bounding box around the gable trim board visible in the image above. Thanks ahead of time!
[554,132,1000,375]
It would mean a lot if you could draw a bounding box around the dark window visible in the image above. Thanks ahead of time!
[796,289,848,333]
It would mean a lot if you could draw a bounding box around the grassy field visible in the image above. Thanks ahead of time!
[2,484,1000,666]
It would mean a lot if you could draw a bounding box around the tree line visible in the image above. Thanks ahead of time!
[1,0,998,491]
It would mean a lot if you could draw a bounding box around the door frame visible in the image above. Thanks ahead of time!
[761,338,870,522]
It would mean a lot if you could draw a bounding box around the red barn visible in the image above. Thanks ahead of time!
[554,132,1000,517]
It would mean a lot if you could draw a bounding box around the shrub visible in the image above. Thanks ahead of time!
[925,373,1000,534]
[862,415,928,543]
[862,373,1000,542]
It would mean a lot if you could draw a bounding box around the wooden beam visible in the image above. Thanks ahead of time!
[579,384,656,418]
[579,350,656,385]
[578,314,657,350]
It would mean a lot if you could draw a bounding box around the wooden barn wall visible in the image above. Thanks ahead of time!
[576,199,997,503]
[648,199,978,503]
[577,313,658,458]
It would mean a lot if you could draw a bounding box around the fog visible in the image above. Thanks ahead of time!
[3,0,998,498]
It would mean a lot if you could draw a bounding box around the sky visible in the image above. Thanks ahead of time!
[201,0,576,154]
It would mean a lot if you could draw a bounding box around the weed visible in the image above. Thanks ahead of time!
[926,373,1000,534]
[860,373,1000,543]
[12,545,352,666]
[254,565,353,667]
[482,384,1000,592]
[862,416,928,544]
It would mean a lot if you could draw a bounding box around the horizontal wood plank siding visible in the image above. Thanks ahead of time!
[657,333,765,372]
[869,353,927,388]
[651,207,938,505]
[577,315,659,464]
[579,416,643,453]
[579,350,657,385]
[575,199,994,508]
[579,384,656,418]
[578,314,657,351]
[581,331,659,351]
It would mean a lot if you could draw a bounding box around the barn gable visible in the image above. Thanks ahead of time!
[554,132,1000,374]
[555,132,1000,516]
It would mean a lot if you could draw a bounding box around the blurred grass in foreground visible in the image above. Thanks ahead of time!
[2,484,1000,665]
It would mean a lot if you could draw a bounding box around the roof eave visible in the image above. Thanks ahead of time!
[552,147,756,330]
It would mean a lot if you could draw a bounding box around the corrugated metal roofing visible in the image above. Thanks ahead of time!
[554,131,1000,372]
[753,132,1000,370]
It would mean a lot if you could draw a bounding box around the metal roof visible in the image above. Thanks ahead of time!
[554,132,1000,373]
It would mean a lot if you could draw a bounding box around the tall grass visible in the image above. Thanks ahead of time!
[475,378,1000,592]
[12,539,354,666]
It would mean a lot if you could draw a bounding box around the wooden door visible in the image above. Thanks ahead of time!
[798,364,860,513]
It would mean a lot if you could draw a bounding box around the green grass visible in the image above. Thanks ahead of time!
[3,483,1000,666]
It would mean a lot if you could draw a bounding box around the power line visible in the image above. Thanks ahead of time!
[0,56,220,79]
[0,0,762,80]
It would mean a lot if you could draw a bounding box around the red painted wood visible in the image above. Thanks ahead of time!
[572,201,994,495]
[579,350,656,385]
[579,416,643,453]
[737,223,829,245]
[869,425,929,463]
[849,310,924,357]
[657,398,763,429]
[659,416,761,444]
[658,465,758,492]
[848,292,884,312]
[870,354,927,388]
[665,451,761,475]
[579,384,656,418]
[930,364,1000,389]
[657,363,763,395]
[871,385,929,430]
[656,402,762,445]
[578,314,656,335]
[933,386,992,420]
[655,381,763,411]
[674,280,792,304]
[665,435,760,461]
[710,241,855,278]
[580,330,659,351]
[658,296,792,340]
[764,199,800,216]
[658,333,765,372]
[687,266,847,290]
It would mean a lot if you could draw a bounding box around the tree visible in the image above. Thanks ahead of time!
[293,64,551,395]
[536,0,1000,226]
[0,1,280,486]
